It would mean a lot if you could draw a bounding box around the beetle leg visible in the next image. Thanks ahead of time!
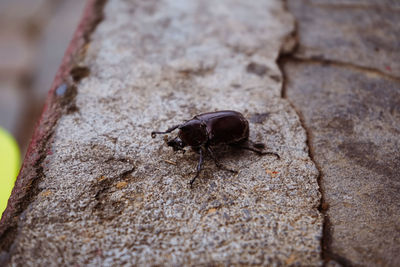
[207,147,238,174]
[233,140,280,159]
[151,124,181,138]
[189,148,204,188]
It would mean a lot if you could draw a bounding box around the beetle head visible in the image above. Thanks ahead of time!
[177,120,207,147]
[167,136,187,152]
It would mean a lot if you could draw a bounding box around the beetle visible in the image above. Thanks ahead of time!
[151,110,279,187]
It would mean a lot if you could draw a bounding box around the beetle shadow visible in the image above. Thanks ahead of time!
[207,144,262,168]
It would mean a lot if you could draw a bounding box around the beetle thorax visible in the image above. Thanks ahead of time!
[178,120,208,147]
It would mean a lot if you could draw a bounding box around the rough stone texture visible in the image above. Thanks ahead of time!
[286,0,400,266]
[3,0,323,266]
[289,0,400,78]
[285,62,400,266]
[309,0,400,7]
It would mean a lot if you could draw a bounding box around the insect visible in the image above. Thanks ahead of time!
[151,110,279,187]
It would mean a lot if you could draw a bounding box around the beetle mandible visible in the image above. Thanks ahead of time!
[151,110,279,187]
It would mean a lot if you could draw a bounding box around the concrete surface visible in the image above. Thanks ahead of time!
[285,62,400,266]
[6,0,399,265]
[285,0,400,266]
[1,0,323,266]
[290,0,400,78]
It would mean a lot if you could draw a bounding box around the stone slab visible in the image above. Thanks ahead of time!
[284,61,400,266]
[1,0,323,265]
[309,0,400,7]
[288,0,400,78]
[286,1,400,265]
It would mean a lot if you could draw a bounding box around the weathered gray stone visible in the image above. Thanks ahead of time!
[309,0,400,7]
[285,1,400,265]
[285,62,400,266]
[288,0,400,78]
[6,0,323,265]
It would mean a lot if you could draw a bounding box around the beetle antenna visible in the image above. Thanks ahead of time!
[151,124,181,138]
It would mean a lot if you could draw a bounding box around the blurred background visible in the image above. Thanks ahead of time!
[0,0,86,216]
[0,0,86,159]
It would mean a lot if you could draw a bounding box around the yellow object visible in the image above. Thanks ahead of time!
[0,127,20,218]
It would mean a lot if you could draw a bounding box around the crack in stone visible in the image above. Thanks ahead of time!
[279,1,338,265]
[290,55,400,83]
[278,58,334,266]
[304,0,400,11]
[3,1,325,265]
[276,1,399,263]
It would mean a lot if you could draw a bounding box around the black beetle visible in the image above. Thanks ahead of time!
[151,110,279,187]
